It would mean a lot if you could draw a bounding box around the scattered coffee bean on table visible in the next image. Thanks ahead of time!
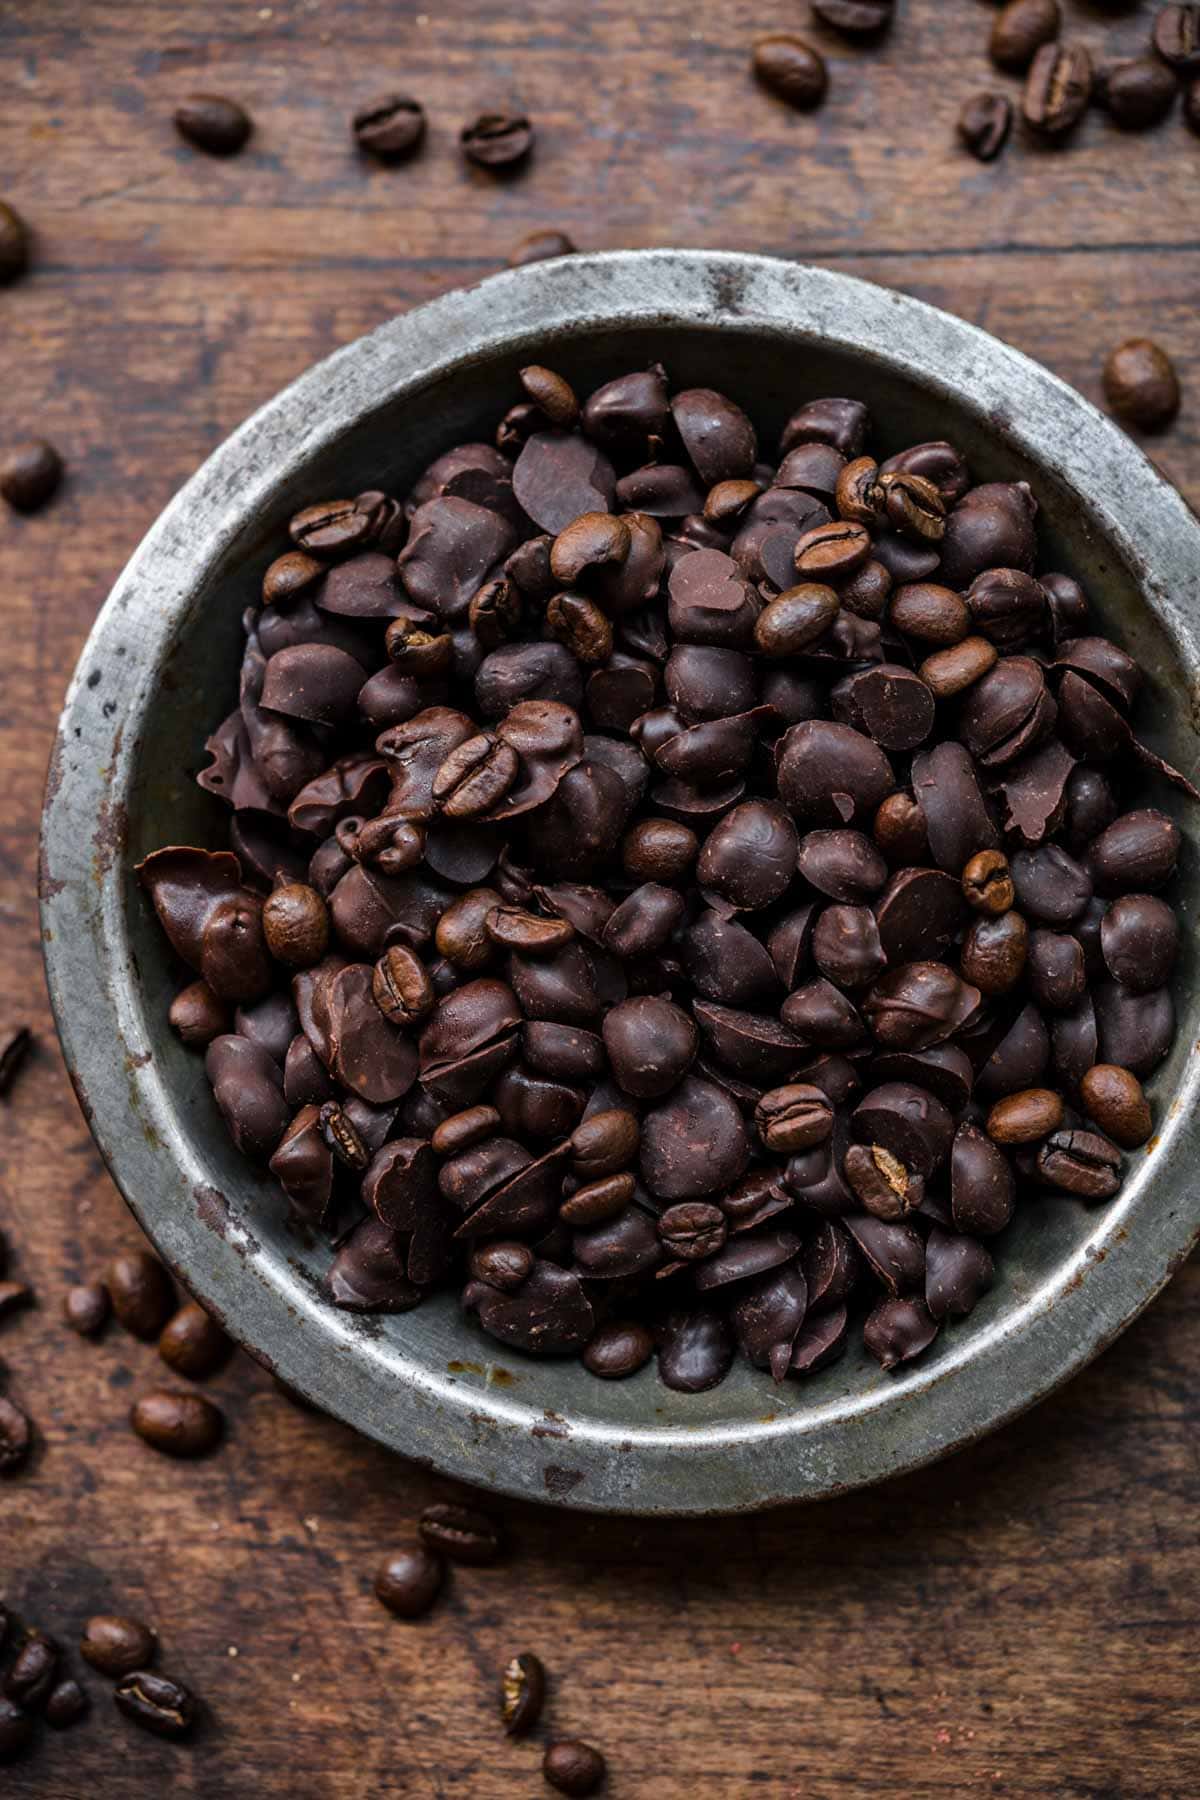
[352,94,426,160]
[157,1301,234,1378]
[418,1501,503,1565]
[113,1670,197,1739]
[81,1614,157,1678]
[130,1389,224,1458]
[44,1677,89,1729]
[0,1697,34,1763]
[0,442,62,514]
[958,92,1013,162]
[140,356,1195,1386]
[373,1545,445,1618]
[1023,42,1093,135]
[173,94,253,155]
[1152,4,1200,74]
[810,0,893,39]
[63,1280,111,1336]
[460,112,533,169]
[1096,57,1178,130]
[107,1249,174,1340]
[543,1738,607,1796]
[752,35,829,111]
[509,229,578,267]
[989,0,1061,74]
[501,1650,546,1735]
[1103,338,1181,431]
[0,201,29,284]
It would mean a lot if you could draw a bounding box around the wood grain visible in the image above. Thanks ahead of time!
[1,1,1197,1794]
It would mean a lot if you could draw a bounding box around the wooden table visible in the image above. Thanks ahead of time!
[2,2,1197,1794]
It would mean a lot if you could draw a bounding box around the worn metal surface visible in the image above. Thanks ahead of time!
[39,250,1200,1515]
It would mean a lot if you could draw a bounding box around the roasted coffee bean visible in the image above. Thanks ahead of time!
[570,1107,640,1178]
[550,511,630,584]
[544,1740,608,1797]
[755,1083,834,1152]
[107,1249,174,1340]
[501,1651,547,1735]
[755,584,840,656]
[752,34,828,109]
[1153,5,1200,72]
[435,887,505,969]
[174,93,252,154]
[704,478,761,525]
[5,1632,57,1709]
[843,1143,921,1221]
[461,111,533,168]
[432,1106,501,1156]
[622,817,698,884]
[1080,1063,1151,1149]
[114,1670,197,1739]
[1096,57,1177,129]
[1035,1127,1121,1198]
[560,1173,636,1227]
[890,583,970,646]
[63,1280,111,1336]
[876,471,945,543]
[0,439,63,512]
[658,1202,728,1261]
[373,944,436,1025]
[45,1679,89,1729]
[545,592,613,664]
[521,366,580,430]
[872,791,929,864]
[990,0,1060,73]
[961,909,1028,995]
[961,850,1014,915]
[919,636,998,701]
[158,1302,232,1379]
[168,980,230,1046]
[130,1389,224,1458]
[0,199,30,283]
[794,520,872,581]
[469,1240,534,1289]
[353,93,426,159]
[1103,339,1181,431]
[487,905,575,956]
[419,1501,502,1565]
[811,0,893,37]
[508,228,577,266]
[262,883,329,967]
[374,1546,444,1618]
[81,1615,157,1678]
[1023,42,1092,134]
[986,1087,1064,1145]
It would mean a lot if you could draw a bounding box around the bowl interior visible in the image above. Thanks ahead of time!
[60,262,1196,1512]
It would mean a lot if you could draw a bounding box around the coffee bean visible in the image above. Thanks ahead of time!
[1023,42,1092,135]
[373,944,436,1026]
[890,583,970,646]
[174,93,252,154]
[158,1302,233,1379]
[501,1651,547,1735]
[986,1087,1064,1145]
[876,471,945,543]
[45,1678,89,1729]
[543,1739,608,1796]
[560,1172,637,1227]
[961,909,1028,995]
[755,1083,834,1152]
[545,592,613,664]
[1103,339,1181,431]
[1079,1063,1150,1151]
[353,94,426,160]
[81,1614,156,1678]
[168,980,230,1046]
[844,1142,921,1221]
[468,1241,533,1290]
[1153,5,1200,72]
[990,0,1061,73]
[962,850,1015,916]
[811,0,893,37]
[1035,1127,1122,1198]
[262,883,329,967]
[919,636,998,700]
[1097,57,1178,128]
[63,1280,111,1336]
[130,1389,223,1458]
[0,1697,33,1763]
[755,584,840,655]
[794,520,872,580]
[5,1632,57,1709]
[509,229,577,266]
[521,366,579,430]
[753,34,828,109]
[107,1249,174,1340]
[374,1546,445,1618]
[461,112,533,168]
[419,1501,502,1565]
[114,1670,197,1739]
[0,440,63,513]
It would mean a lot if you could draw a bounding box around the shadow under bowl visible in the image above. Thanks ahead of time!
[40,250,1200,1514]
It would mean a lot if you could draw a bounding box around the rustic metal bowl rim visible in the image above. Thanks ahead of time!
[40,250,1200,1514]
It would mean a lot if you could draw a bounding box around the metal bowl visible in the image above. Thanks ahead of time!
[40,250,1200,1515]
